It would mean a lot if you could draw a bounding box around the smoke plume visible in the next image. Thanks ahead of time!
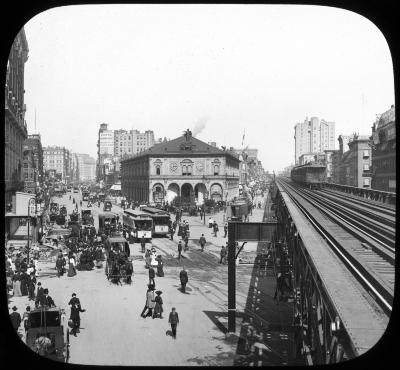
[192,116,209,137]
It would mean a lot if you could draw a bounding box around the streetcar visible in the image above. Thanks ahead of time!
[98,212,118,236]
[140,206,171,237]
[104,236,132,283]
[123,209,153,242]
[26,306,70,362]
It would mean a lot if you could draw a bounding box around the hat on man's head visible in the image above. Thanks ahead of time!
[12,306,18,311]
[72,293,76,297]
[43,288,49,294]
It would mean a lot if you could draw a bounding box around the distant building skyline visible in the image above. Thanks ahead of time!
[294,117,335,165]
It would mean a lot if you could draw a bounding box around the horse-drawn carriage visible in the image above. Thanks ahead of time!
[26,306,70,362]
[81,209,94,226]
[104,236,133,284]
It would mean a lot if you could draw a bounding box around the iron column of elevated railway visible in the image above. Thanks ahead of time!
[227,221,278,332]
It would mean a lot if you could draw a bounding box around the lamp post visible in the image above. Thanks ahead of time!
[27,197,37,263]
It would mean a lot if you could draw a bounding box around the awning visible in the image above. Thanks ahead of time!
[110,184,121,191]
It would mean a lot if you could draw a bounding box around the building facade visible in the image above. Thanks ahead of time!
[370,105,396,192]
[75,153,96,182]
[23,134,43,186]
[121,130,240,205]
[332,134,372,188]
[22,150,36,193]
[5,28,29,205]
[43,146,71,182]
[294,117,335,164]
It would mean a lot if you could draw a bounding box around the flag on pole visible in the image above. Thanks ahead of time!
[241,129,245,147]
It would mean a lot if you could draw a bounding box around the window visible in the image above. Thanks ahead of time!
[363,150,369,158]
[363,164,370,171]
[363,178,370,187]
[156,166,161,175]
[214,165,219,175]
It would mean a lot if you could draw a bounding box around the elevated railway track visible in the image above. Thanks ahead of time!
[277,178,394,315]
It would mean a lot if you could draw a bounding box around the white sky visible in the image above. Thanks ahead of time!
[22,4,394,172]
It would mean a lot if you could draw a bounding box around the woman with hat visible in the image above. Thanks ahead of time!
[152,290,164,319]
[67,251,77,277]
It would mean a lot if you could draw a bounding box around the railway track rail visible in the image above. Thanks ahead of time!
[277,179,394,316]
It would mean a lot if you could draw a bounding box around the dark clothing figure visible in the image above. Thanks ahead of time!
[153,294,163,319]
[199,236,206,252]
[213,222,219,237]
[224,224,228,238]
[69,298,85,336]
[141,237,146,253]
[148,267,156,286]
[35,286,45,308]
[168,310,179,339]
[43,295,56,307]
[156,256,164,277]
[56,256,66,277]
[28,275,36,301]
[169,227,174,241]
[177,242,182,260]
[20,272,29,296]
[10,311,22,331]
[219,246,227,264]
[141,289,155,318]
[179,269,188,293]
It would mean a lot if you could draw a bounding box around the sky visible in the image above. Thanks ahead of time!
[22,4,394,172]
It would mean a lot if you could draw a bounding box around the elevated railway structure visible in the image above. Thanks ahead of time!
[321,182,396,206]
[269,178,392,364]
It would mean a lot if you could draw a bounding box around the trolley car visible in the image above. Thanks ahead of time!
[104,236,132,282]
[140,206,171,237]
[123,209,153,242]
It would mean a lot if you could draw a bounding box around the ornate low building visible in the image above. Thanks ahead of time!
[121,129,241,205]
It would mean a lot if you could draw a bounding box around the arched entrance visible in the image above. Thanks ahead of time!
[166,183,179,203]
[210,183,223,202]
[181,183,194,203]
[152,183,165,205]
[194,183,207,205]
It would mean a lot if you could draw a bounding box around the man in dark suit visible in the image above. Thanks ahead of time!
[10,306,21,331]
[179,267,188,293]
[68,293,85,336]
[43,288,56,307]
[148,266,156,287]
[35,282,45,308]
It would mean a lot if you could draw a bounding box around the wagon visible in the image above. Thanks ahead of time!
[104,236,132,282]
[26,306,70,362]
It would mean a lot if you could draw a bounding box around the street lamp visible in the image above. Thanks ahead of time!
[27,196,37,263]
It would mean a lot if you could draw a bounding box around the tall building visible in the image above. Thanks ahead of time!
[23,134,43,186]
[370,105,396,192]
[97,123,155,182]
[75,153,96,182]
[97,123,114,181]
[294,117,335,164]
[5,28,29,205]
[43,146,70,182]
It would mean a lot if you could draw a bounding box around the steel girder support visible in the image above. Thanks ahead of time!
[275,191,355,365]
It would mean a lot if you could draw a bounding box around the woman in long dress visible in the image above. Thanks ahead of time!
[12,272,22,297]
[67,253,77,277]
[152,291,163,319]
[20,271,29,296]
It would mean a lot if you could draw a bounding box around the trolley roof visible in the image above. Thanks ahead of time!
[124,209,152,219]
[141,206,169,215]
[98,211,118,218]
